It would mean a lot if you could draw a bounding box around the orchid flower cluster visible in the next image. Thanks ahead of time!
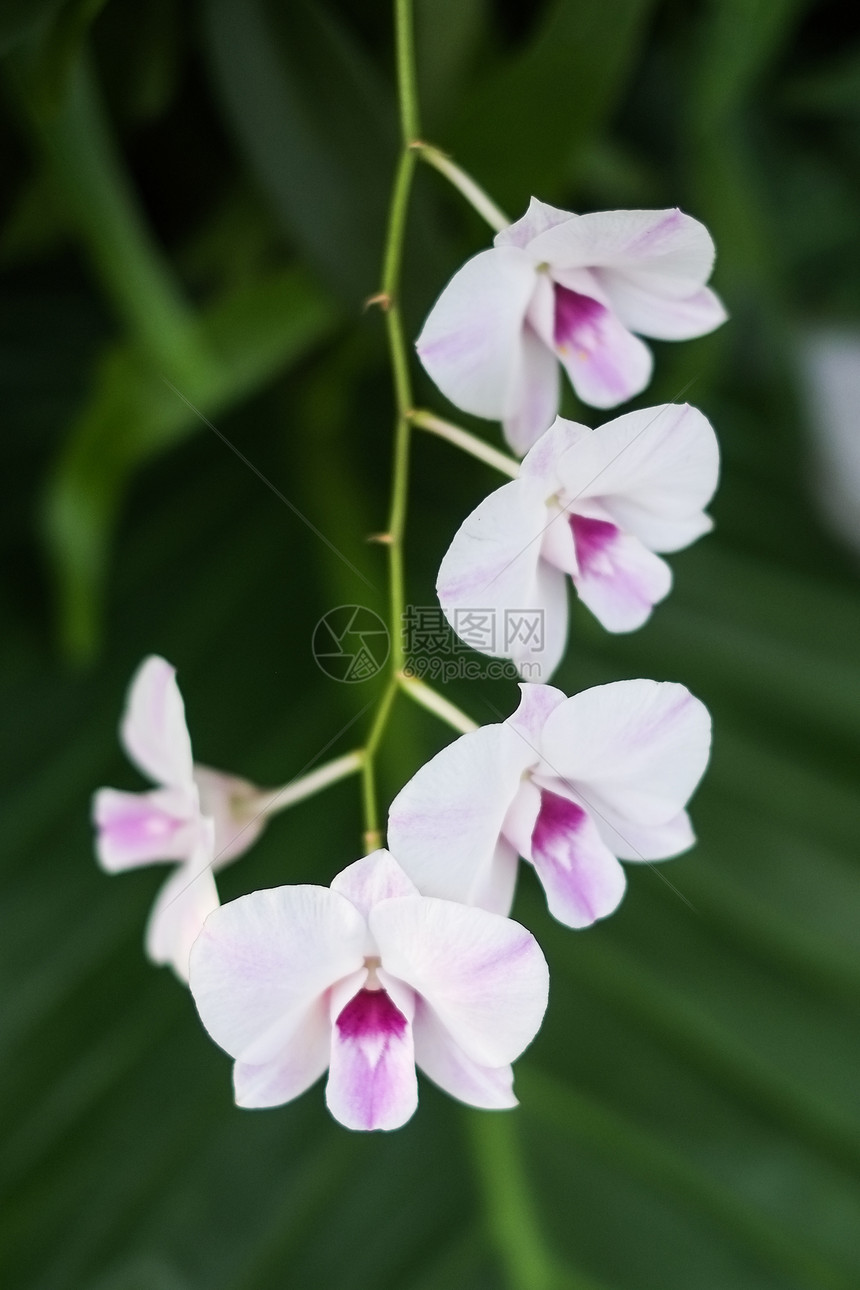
[93,22,725,1133]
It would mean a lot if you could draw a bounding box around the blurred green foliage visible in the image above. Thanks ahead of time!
[2,1,860,1288]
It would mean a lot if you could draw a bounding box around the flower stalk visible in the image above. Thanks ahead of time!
[397,673,477,734]
[414,142,510,232]
[358,0,424,842]
[411,409,520,477]
[244,750,365,819]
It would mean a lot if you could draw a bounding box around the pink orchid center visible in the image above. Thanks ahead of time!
[569,512,621,576]
[335,987,408,1057]
[553,284,609,356]
[530,788,617,926]
[532,788,588,850]
[107,801,186,845]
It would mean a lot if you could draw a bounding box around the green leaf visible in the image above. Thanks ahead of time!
[445,0,658,210]
[688,0,812,131]
[41,267,340,661]
[201,0,398,305]
[0,0,65,57]
[413,0,488,133]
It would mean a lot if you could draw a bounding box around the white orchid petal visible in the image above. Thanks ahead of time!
[502,324,560,455]
[553,404,720,552]
[188,884,366,1064]
[145,824,218,981]
[607,509,713,553]
[413,999,517,1109]
[501,778,542,860]
[471,836,520,917]
[326,988,418,1131]
[523,268,559,346]
[528,789,627,928]
[437,477,546,637]
[375,968,416,1021]
[233,999,331,1108]
[120,655,195,789]
[519,417,592,491]
[387,723,532,907]
[437,476,567,679]
[508,682,568,743]
[416,247,537,420]
[524,560,569,681]
[540,502,580,576]
[530,208,717,289]
[370,895,549,1069]
[600,276,727,340]
[598,808,696,862]
[495,197,576,250]
[331,849,419,921]
[539,680,712,833]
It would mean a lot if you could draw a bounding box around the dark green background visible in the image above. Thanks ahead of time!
[3,1,860,1287]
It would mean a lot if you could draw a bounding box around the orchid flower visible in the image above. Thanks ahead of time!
[436,403,719,680]
[188,849,549,1131]
[93,656,265,979]
[388,681,711,930]
[416,199,727,453]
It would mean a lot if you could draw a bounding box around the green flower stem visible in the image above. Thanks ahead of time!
[365,679,401,758]
[244,751,365,819]
[357,0,522,843]
[361,679,399,851]
[416,142,510,232]
[398,673,477,734]
[358,0,422,844]
[394,0,421,144]
[382,148,418,673]
[411,409,520,477]
[14,53,213,384]
[354,2,516,861]
[361,755,382,854]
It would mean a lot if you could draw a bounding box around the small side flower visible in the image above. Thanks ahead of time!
[93,656,266,979]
